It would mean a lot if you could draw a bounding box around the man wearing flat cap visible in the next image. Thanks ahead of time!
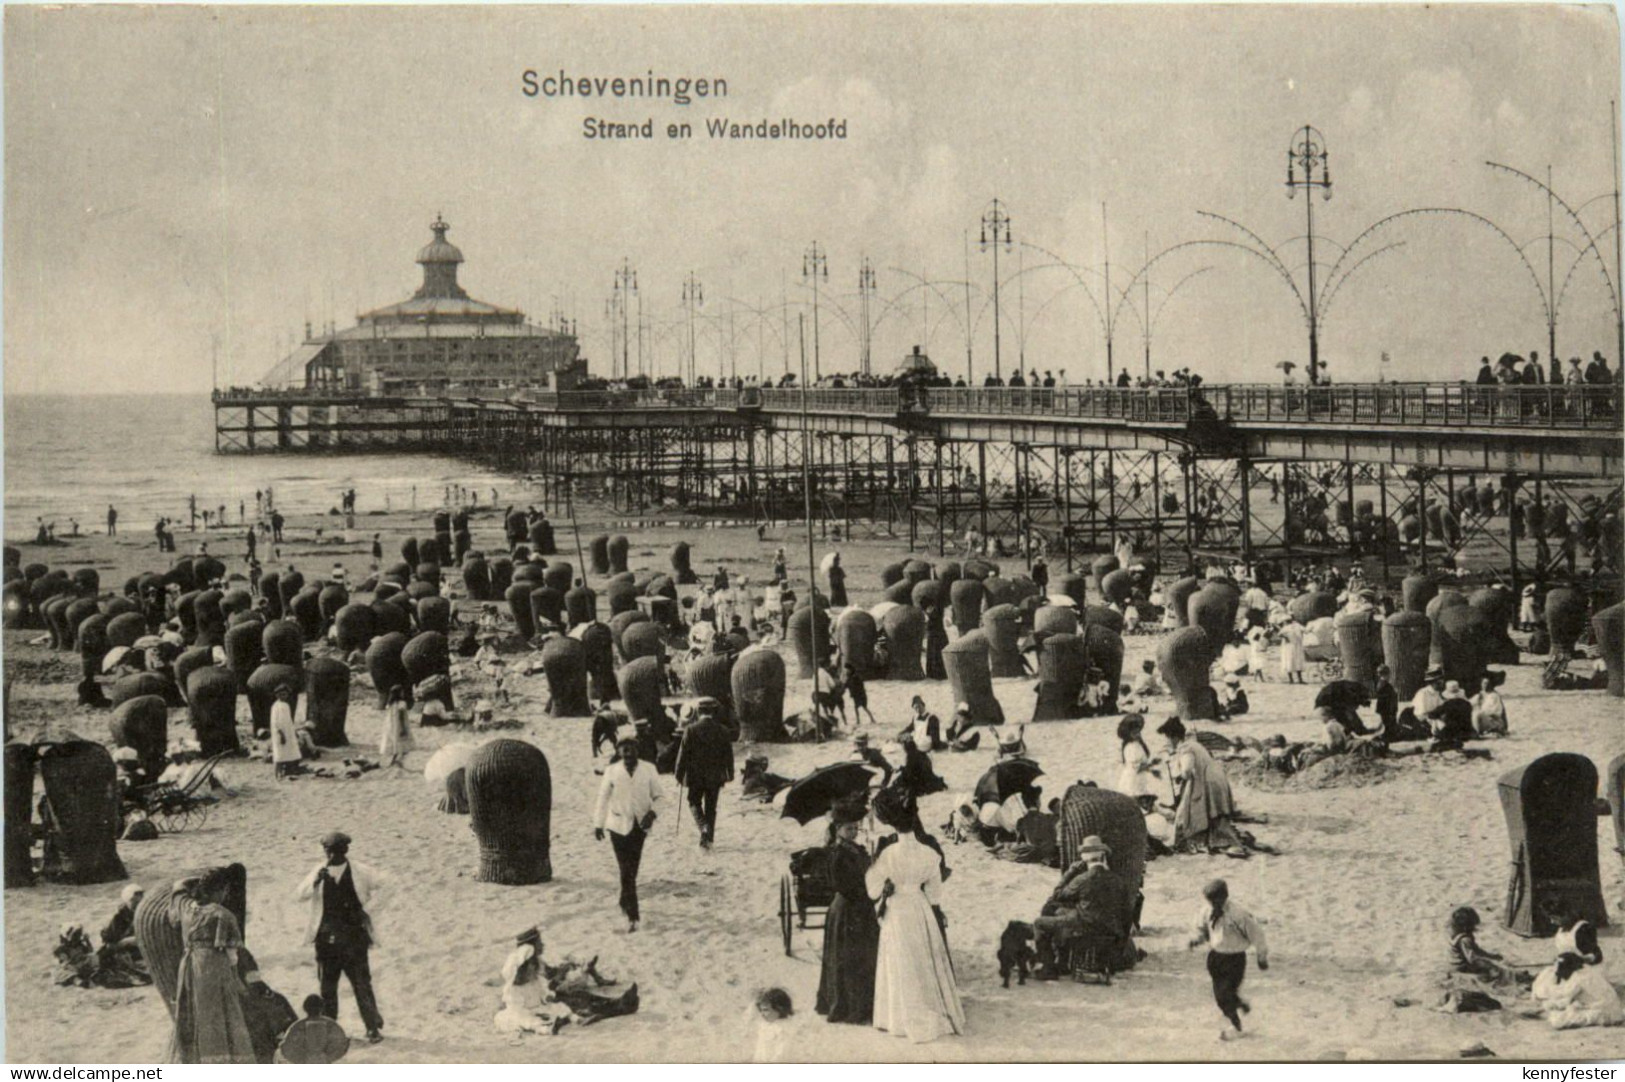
[295,832,387,1043]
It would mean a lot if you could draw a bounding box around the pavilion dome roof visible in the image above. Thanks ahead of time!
[417,214,463,265]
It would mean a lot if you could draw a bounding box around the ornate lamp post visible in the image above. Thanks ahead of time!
[857,257,877,376]
[1286,125,1333,385]
[613,259,637,381]
[803,242,828,380]
[980,199,1013,381]
[681,273,703,385]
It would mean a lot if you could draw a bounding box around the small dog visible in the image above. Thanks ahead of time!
[997,921,1038,987]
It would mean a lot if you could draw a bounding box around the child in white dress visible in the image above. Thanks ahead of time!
[749,988,799,1062]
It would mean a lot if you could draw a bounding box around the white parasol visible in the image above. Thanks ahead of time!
[423,742,479,786]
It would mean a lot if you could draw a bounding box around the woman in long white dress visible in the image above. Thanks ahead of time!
[1278,618,1306,683]
[866,792,965,1043]
[378,685,411,768]
[269,685,302,779]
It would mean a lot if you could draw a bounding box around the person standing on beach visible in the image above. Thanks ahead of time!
[377,686,410,769]
[245,526,257,562]
[106,504,117,536]
[1188,878,1268,1040]
[295,833,387,1043]
[674,704,733,850]
[593,736,662,932]
[270,684,302,776]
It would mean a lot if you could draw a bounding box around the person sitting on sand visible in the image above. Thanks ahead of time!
[1444,906,1526,993]
[494,940,572,1036]
[1530,920,1624,1030]
[891,735,948,800]
[1429,685,1476,752]
[899,696,946,752]
[275,995,349,1064]
[1217,676,1249,718]
[850,733,893,789]
[96,883,151,986]
[1395,668,1447,741]
[741,754,793,802]
[1471,675,1508,737]
[1131,659,1164,698]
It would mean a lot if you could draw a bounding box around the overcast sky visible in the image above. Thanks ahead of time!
[4,3,1620,394]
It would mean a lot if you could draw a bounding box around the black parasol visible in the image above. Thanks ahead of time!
[1315,680,1371,711]
[780,762,876,825]
[973,757,1045,806]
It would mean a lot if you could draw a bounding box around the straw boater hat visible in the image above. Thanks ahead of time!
[1442,681,1466,700]
[1425,667,1445,682]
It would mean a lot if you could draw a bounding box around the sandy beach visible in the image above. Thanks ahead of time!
[5,505,1623,1063]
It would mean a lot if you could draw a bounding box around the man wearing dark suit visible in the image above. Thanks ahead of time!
[674,702,735,850]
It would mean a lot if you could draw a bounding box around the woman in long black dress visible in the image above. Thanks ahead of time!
[827,555,848,608]
[816,798,878,1024]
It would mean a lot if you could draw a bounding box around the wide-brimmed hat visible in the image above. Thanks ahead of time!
[1076,834,1112,858]
[1442,681,1466,699]
[830,793,868,824]
[1425,667,1445,682]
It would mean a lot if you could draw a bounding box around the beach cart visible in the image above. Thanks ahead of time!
[778,846,837,956]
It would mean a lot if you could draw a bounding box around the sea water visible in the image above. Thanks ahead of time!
[3,393,516,534]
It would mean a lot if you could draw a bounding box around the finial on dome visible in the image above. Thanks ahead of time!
[431,213,450,239]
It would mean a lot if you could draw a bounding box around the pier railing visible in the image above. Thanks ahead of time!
[217,382,1622,431]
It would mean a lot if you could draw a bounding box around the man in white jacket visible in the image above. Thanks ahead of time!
[295,832,387,1043]
[594,738,662,932]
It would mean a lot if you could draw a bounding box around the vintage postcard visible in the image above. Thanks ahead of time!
[3,3,1622,1066]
